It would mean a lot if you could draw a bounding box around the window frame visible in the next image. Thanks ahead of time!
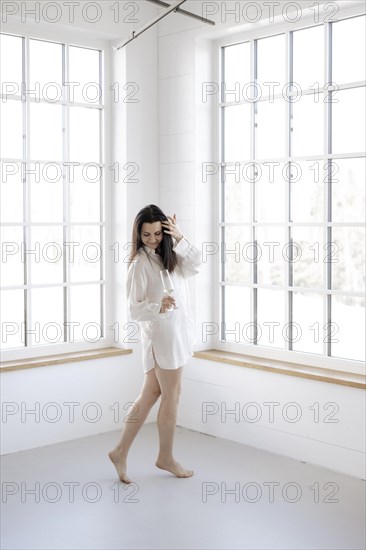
[213,5,366,376]
[0,23,113,362]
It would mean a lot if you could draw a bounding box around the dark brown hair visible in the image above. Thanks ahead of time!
[128,204,178,272]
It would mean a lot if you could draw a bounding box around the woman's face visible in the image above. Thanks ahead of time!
[140,221,163,250]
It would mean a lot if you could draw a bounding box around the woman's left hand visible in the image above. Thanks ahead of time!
[161,214,183,242]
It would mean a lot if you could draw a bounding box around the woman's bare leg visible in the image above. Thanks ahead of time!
[154,364,193,478]
[108,368,161,483]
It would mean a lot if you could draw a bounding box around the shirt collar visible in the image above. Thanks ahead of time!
[142,245,156,255]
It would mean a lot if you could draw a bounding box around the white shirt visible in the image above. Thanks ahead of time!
[126,236,201,372]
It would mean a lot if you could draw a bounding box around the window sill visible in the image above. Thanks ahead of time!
[0,347,133,373]
[193,349,366,389]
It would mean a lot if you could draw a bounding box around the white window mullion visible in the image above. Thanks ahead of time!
[218,48,224,347]
[324,21,332,358]
[98,49,105,338]
[219,46,225,342]
[251,38,257,342]
[285,29,292,351]
[23,35,31,349]
[63,42,70,344]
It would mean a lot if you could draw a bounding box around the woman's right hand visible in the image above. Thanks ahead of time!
[160,295,175,313]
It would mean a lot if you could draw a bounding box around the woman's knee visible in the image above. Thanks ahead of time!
[141,371,161,401]
[160,383,181,402]
[146,380,161,400]
[138,387,160,410]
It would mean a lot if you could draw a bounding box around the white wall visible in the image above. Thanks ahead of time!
[0,355,144,454]
[178,359,366,478]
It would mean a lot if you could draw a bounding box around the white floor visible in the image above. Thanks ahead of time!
[1,423,365,550]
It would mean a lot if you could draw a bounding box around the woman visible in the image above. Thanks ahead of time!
[109,204,201,483]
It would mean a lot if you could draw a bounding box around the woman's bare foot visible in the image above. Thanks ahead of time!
[108,450,131,483]
[155,458,194,478]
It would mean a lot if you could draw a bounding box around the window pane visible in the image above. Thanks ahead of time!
[256,99,286,159]
[69,46,101,104]
[223,104,251,162]
[0,34,23,92]
[0,161,23,223]
[224,226,251,284]
[293,25,324,91]
[292,292,323,355]
[223,164,251,223]
[0,226,24,286]
[255,162,287,222]
[291,93,324,157]
[332,88,366,154]
[256,227,286,286]
[257,289,286,348]
[29,39,62,101]
[223,42,251,91]
[69,284,102,342]
[224,286,251,343]
[69,107,100,163]
[290,161,324,223]
[69,165,101,222]
[0,100,23,158]
[332,16,366,84]
[69,226,101,282]
[223,42,250,102]
[29,226,64,285]
[291,227,323,289]
[30,287,64,346]
[331,295,365,362]
[30,162,63,223]
[332,227,365,292]
[29,103,63,161]
[257,34,286,92]
[332,158,365,223]
[0,290,24,349]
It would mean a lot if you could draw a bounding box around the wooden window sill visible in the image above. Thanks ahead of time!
[0,347,133,373]
[193,349,366,389]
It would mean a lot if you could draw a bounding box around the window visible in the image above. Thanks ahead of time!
[218,15,365,371]
[0,34,107,358]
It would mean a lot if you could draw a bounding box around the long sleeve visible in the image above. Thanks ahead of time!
[173,236,202,278]
[126,260,161,321]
